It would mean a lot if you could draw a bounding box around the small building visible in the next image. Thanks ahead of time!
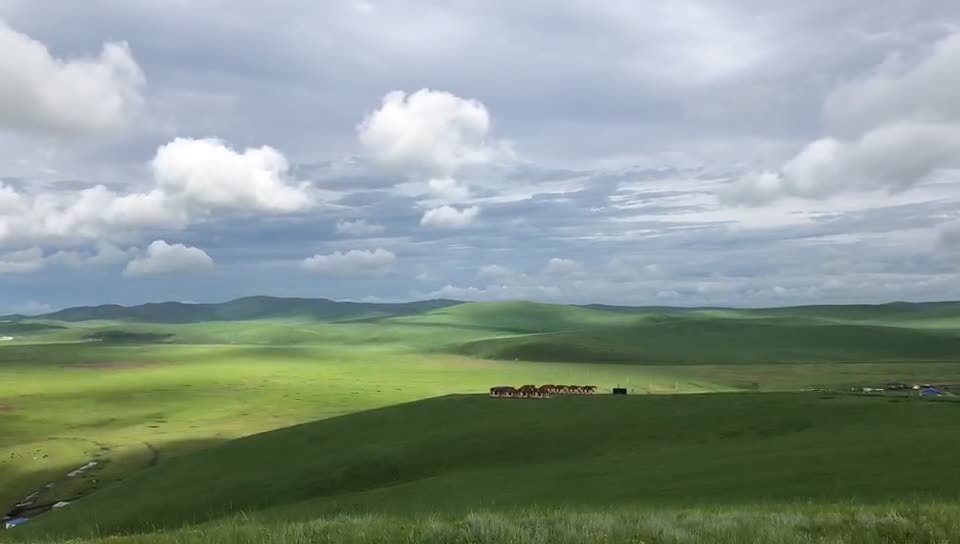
[518,385,549,398]
[613,387,627,395]
[489,386,517,398]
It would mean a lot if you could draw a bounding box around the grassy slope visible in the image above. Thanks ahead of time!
[389,301,638,333]
[12,506,960,544]
[0,340,714,514]
[7,300,960,513]
[6,299,960,541]
[459,316,960,364]
[12,393,960,541]
[419,302,960,364]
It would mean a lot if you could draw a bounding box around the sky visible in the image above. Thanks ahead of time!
[1,0,959,312]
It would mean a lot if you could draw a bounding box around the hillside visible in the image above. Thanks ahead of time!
[387,301,960,365]
[388,301,641,333]
[9,299,960,364]
[12,297,960,328]
[457,314,960,364]
[21,297,463,324]
[13,393,960,541]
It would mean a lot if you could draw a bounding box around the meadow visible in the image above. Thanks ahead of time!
[3,297,960,542]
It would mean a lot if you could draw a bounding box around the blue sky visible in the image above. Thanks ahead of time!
[1,0,960,313]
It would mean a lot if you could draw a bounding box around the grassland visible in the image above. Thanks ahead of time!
[12,507,960,544]
[10,394,960,542]
[3,298,960,542]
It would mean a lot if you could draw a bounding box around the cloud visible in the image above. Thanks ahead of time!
[724,32,960,205]
[572,1,773,89]
[0,247,45,274]
[0,21,144,135]
[429,283,564,302]
[5,3,960,309]
[46,242,133,268]
[938,221,960,251]
[335,219,385,237]
[356,89,513,230]
[426,177,471,202]
[477,264,512,280]
[414,263,439,282]
[301,248,396,276]
[420,205,480,228]
[0,182,188,244]
[124,240,215,277]
[824,33,960,134]
[545,258,581,276]
[0,242,131,274]
[724,122,960,203]
[0,136,318,246]
[151,138,313,213]
[357,89,503,176]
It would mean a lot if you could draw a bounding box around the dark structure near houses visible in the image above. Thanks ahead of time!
[489,384,597,398]
[612,387,628,395]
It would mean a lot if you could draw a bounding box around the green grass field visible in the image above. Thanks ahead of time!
[3,298,960,542]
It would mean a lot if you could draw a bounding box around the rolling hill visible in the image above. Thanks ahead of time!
[384,301,960,365]
[7,299,960,542]
[15,393,960,541]
[456,313,960,364]
[387,300,640,333]
[16,296,464,324]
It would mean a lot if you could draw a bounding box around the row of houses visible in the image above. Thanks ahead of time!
[489,384,597,398]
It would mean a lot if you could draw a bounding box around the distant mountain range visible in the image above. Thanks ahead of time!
[5,296,960,324]
[4,296,464,324]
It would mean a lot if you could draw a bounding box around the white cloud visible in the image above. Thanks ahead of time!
[420,205,480,228]
[578,1,773,88]
[301,248,396,276]
[0,21,144,135]
[725,32,960,205]
[357,89,509,229]
[124,240,215,277]
[426,177,471,201]
[0,182,188,244]
[357,89,503,176]
[335,219,385,237]
[545,258,581,276]
[656,289,680,299]
[151,138,313,213]
[477,264,512,280]
[429,283,564,302]
[824,33,960,134]
[0,136,319,247]
[724,122,960,203]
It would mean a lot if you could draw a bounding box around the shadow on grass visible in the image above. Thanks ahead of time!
[3,437,228,528]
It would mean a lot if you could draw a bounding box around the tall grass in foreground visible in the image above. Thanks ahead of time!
[13,507,960,544]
